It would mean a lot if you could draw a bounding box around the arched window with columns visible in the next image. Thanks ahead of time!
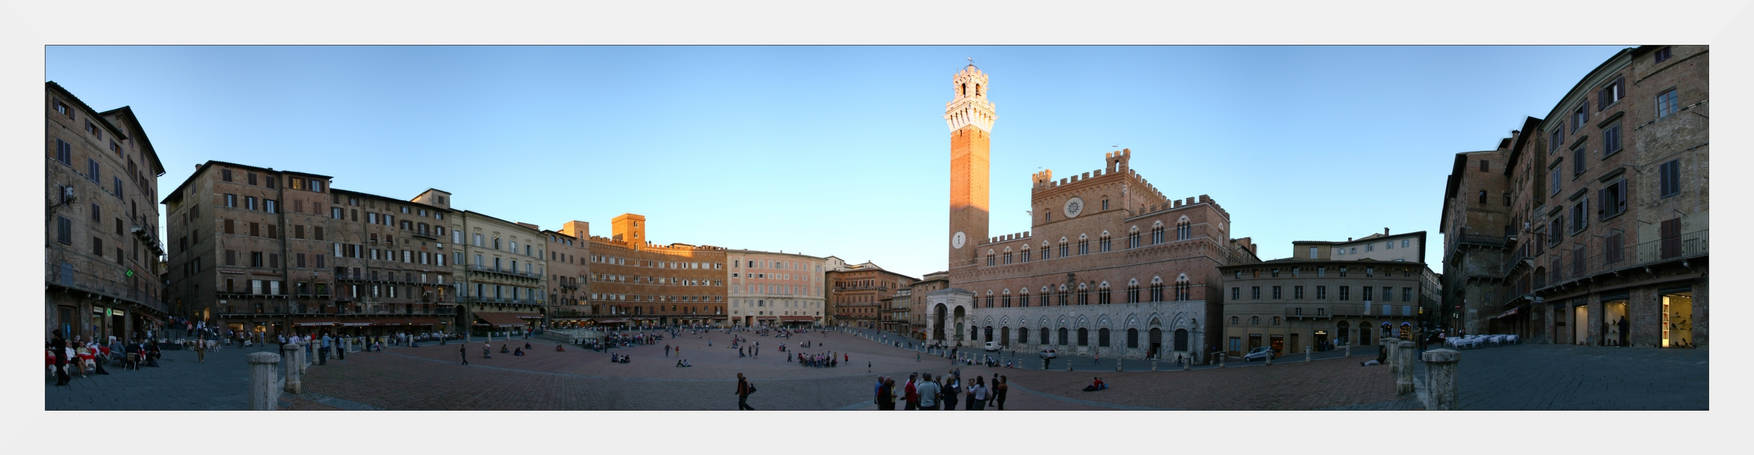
[1149,276,1165,302]
[1097,281,1112,304]
[1128,226,1141,249]
[1151,221,1165,244]
[1176,216,1192,241]
[1126,279,1140,303]
[1019,288,1030,307]
[1076,283,1090,305]
[1175,274,1192,301]
[1099,231,1111,252]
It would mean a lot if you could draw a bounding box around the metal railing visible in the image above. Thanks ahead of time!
[1535,229,1706,291]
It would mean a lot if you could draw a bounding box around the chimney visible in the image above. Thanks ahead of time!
[1347,237,1352,242]
[1384,227,1390,236]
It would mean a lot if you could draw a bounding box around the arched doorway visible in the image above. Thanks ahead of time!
[1000,327,1011,347]
[1336,321,1350,346]
[983,326,993,342]
[932,304,947,342]
[952,306,967,344]
[1077,328,1089,346]
[1148,328,1162,358]
[1359,321,1373,346]
[1174,328,1189,352]
[1126,328,1139,350]
[1057,327,1068,346]
[1041,327,1051,346]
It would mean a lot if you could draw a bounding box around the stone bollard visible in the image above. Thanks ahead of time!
[1344,344,1351,358]
[1265,351,1273,366]
[248,352,280,410]
[1116,358,1123,373]
[1305,346,1312,363]
[1182,357,1191,371]
[1421,349,1460,409]
[298,342,310,373]
[1152,359,1159,371]
[282,343,302,394]
[1218,353,1226,368]
[1384,340,1398,374]
[1396,340,1416,395]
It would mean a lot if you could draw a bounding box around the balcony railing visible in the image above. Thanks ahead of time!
[1535,229,1707,292]
[45,261,167,313]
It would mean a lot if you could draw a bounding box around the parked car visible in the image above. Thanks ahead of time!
[984,341,1000,352]
[1039,347,1058,359]
[1242,346,1275,362]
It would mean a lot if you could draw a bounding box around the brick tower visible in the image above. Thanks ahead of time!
[946,61,996,270]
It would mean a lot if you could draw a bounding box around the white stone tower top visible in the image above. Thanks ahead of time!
[945,62,997,132]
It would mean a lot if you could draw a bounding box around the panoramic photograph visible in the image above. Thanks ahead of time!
[42,44,1708,412]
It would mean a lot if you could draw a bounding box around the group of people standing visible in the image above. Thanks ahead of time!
[875,371,1008,410]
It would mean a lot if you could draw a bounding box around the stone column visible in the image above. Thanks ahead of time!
[1305,346,1312,363]
[298,342,310,373]
[248,352,280,411]
[1396,340,1416,395]
[1422,349,1460,409]
[282,343,302,394]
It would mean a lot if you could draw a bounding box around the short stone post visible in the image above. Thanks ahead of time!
[1396,340,1416,395]
[1422,349,1460,409]
[1182,357,1191,371]
[1265,351,1273,366]
[248,352,280,410]
[1115,358,1123,372]
[1218,353,1226,368]
[1151,358,1159,371]
[1305,346,1312,363]
[1384,339,1398,372]
[298,341,310,373]
[282,343,302,394]
[1344,344,1351,358]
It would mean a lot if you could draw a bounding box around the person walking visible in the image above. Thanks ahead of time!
[736,373,756,410]
[915,373,941,410]
[49,331,70,386]
[319,332,331,365]
[995,375,1009,410]
[942,374,960,411]
[878,377,897,410]
[460,344,469,365]
[904,373,920,410]
[968,376,987,410]
[195,335,206,363]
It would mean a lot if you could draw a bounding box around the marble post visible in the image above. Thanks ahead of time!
[248,352,280,410]
[1396,340,1416,395]
[1115,358,1123,372]
[282,343,302,394]
[1422,349,1461,409]
[1305,346,1312,363]
[1218,353,1226,368]
[1265,350,1273,365]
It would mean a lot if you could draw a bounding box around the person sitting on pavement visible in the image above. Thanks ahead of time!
[1082,377,1107,392]
[513,347,524,357]
[555,344,565,352]
[500,344,510,354]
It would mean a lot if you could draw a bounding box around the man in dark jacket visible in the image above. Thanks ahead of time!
[50,331,70,386]
[736,373,755,410]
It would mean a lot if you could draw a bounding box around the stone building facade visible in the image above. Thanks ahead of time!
[585,214,728,327]
[1219,241,1435,357]
[45,82,168,341]
[544,221,592,326]
[905,271,948,340]
[827,262,917,329]
[727,249,827,327]
[933,64,1260,362]
[454,211,546,333]
[164,160,461,338]
[1442,45,1708,348]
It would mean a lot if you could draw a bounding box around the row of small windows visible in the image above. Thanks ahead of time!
[985,219,1194,266]
[977,275,1193,308]
[1232,284,1414,302]
[219,167,326,193]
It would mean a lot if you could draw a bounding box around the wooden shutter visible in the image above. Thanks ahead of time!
[1660,218,1681,259]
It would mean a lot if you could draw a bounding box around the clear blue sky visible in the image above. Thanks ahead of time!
[46,46,1623,278]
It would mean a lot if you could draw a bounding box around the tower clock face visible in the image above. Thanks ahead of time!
[952,231,967,249]
[1063,196,1084,219]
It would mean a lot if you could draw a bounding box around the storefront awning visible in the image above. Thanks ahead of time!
[295,321,336,327]
[1493,306,1522,320]
[779,316,815,322]
[475,312,532,327]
